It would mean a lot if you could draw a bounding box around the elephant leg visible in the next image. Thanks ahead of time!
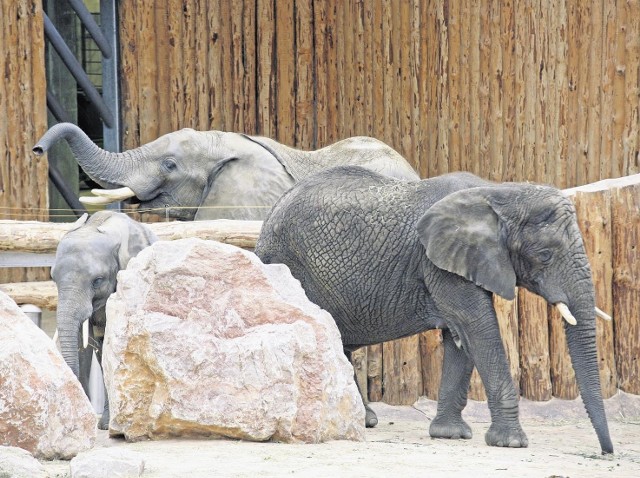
[429,328,474,439]
[93,334,110,431]
[344,349,378,428]
[432,283,527,448]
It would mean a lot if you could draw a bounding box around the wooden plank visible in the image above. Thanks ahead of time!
[231,1,245,130]
[586,0,603,186]
[612,184,640,394]
[419,330,443,400]
[194,0,210,130]
[500,0,516,182]
[468,0,481,177]
[219,0,234,130]
[599,0,616,183]
[416,0,430,178]
[518,288,552,401]
[398,0,413,162]
[367,343,383,402]
[0,0,9,222]
[350,347,368,406]
[446,0,461,174]
[118,0,140,149]
[275,0,296,145]
[314,0,337,146]
[511,0,526,182]
[573,190,617,398]
[381,0,393,149]
[137,2,159,143]
[610,0,627,180]
[554,0,569,188]
[256,0,276,137]
[382,336,421,406]
[154,1,171,134]
[295,0,315,148]
[458,1,472,177]
[624,0,639,177]
[207,0,223,131]
[434,0,449,176]
[488,0,503,182]
[167,0,184,130]
[477,0,491,180]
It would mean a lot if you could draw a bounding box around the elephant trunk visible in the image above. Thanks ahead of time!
[564,297,614,454]
[33,122,146,189]
[56,296,92,379]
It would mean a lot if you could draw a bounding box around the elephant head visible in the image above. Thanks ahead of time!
[51,211,157,377]
[33,123,418,221]
[417,183,614,454]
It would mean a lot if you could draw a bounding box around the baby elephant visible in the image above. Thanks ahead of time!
[255,166,613,454]
[51,210,157,429]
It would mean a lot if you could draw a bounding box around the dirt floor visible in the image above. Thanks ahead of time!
[39,392,640,478]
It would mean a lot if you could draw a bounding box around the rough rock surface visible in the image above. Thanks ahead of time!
[70,448,145,478]
[0,292,97,460]
[0,446,48,478]
[103,238,365,443]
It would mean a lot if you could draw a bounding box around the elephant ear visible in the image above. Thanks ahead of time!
[98,214,156,269]
[239,134,299,180]
[416,187,516,300]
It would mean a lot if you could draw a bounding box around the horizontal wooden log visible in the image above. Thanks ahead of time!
[0,280,58,310]
[0,219,263,253]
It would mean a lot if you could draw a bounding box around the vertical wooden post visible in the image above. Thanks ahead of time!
[367,344,383,402]
[419,330,443,400]
[382,336,422,405]
[518,289,552,401]
[612,184,640,394]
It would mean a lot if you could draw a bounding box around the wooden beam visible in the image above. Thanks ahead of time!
[0,219,263,254]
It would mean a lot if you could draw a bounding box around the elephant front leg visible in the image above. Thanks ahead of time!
[429,328,474,440]
[432,283,527,448]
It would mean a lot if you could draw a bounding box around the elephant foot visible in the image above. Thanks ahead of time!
[365,404,378,428]
[429,416,473,440]
[97,412,109,430]
[485,423,528,448]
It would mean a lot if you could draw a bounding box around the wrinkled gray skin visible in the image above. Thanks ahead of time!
[255,166,613,454]
[51,210,157,430]
[33,123,419,221]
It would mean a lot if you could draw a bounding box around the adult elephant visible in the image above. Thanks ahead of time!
[52,210,157,429]
[255,166,614,454]
[33,123,419,221]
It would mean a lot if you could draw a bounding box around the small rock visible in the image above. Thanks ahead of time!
[70,448,145,478]
[103,238,365,443]
[0,446,48,478]
[0,292,97,460]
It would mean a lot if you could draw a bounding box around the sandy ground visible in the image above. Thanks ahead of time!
[39,392,640,478]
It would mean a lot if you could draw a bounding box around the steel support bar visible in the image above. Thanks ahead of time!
[46,91,72,123]
[43,13,115,128]
[48,163,87,218]
[66,0,112,58]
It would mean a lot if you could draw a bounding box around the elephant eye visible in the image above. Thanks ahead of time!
[162,158,177,173]
[538,249,553,264]
[92,277,105,289]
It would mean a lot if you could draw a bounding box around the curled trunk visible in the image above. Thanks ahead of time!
[33,122,146,189]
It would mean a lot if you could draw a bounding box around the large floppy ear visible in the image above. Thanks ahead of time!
[416,187,516,300]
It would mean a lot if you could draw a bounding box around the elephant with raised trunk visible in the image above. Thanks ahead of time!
[33,123,419,221]
[255,166,614,454]
[52,210,157,429]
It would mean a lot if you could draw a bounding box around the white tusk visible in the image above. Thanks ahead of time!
[79,187,136,205]
[82,319,89,349]
[595,307,612,321]
[555,302,577,325]
[52,328,58,344]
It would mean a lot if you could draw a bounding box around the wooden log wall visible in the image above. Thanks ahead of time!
[0,1,48,285]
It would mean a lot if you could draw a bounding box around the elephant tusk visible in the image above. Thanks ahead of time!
[82,319,89,349]
[52,328,58,344]
[79,187,136,205]
[555,303,577,325]
[595,307,612,321]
